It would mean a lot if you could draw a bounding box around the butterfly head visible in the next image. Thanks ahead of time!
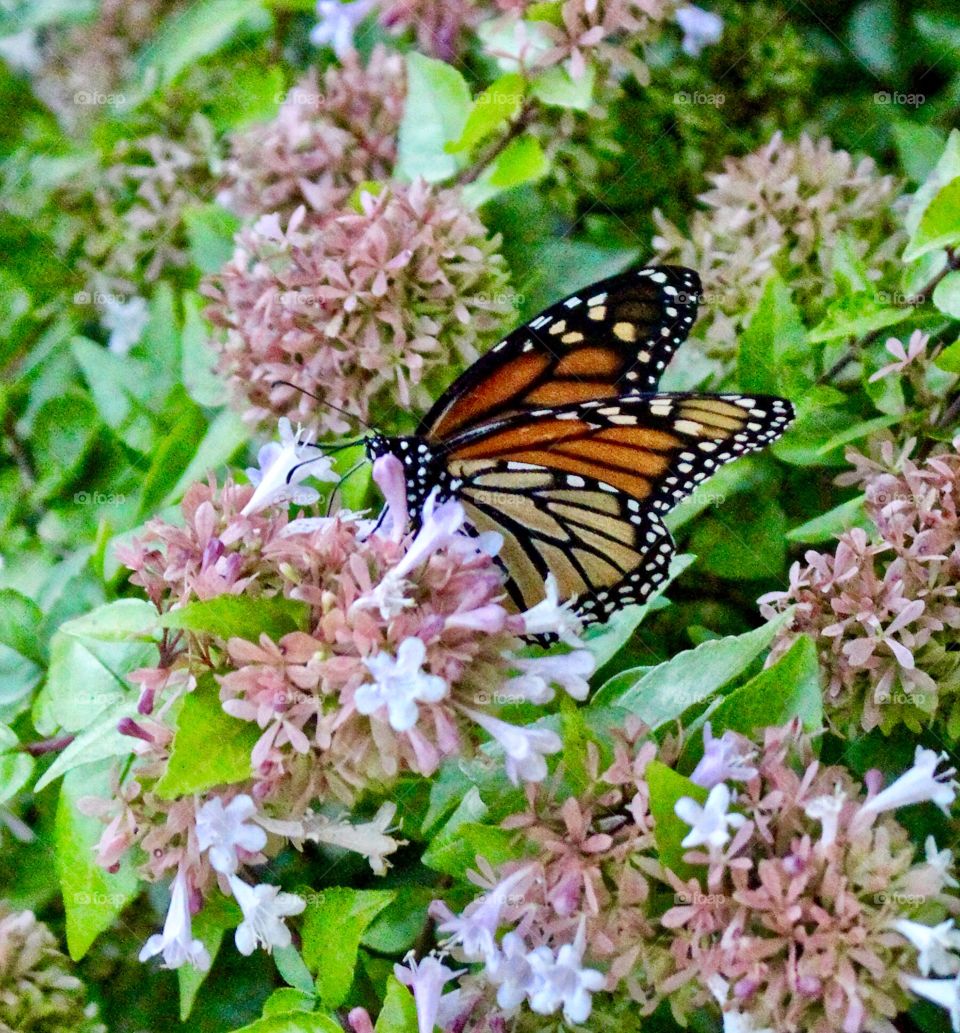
[365,433,454,514]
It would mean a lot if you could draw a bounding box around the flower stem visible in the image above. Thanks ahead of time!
[456,103,536,187]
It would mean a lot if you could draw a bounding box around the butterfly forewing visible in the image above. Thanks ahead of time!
[419,265,701,441]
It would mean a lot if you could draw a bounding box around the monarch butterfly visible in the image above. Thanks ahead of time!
[356,264,795,626]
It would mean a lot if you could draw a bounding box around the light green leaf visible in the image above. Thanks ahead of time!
[375,976,418,1033]
[0,589,44,722]
[229,1014,343,1033]
[463,136,550,207]
[807,294,911,343]
[904,130,960,241]
[688,496,787,581]
[136,0,267,90]
[689,636,822,759]
[738,276,806,394]
[162,408,249,507]
[59,599,159,642]
[935,337,960,373]
[904,176,960,262]
[301,889,397,1008]
[933,271,960,320]
[181,291,227,406]
[56,763,139,960]
[893,122,947,184]
[183,204,241,276]
[35,630,155,735]
[154,676,259,799]
[530,62,595,110]
[421,821,522,879]
[596,612,791,722]
[361,887,435,954]
[262,989,316,1017]
[396,54,471,183]
[581,554,696,670]
[446,73,524,155]
[0,724,34,805]
[158,593,310,643]
[35,699,137,792]
[830,235,872,295]
[786,495,868,543]
[646,761,706,879]
[815,413,901,455]
[275,945,317,994]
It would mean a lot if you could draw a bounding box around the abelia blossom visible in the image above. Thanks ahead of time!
[138,868,210,972]
[675,782,746,850]
[241,417,338,515]
[196,794,267,875]
[228,877,306,955]
[355,636,449,732]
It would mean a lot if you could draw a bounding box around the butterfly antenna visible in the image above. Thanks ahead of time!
[270,379,376,433]
[325,459,367,516]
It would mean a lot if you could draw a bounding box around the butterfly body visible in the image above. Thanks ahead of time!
[363,266,795,627]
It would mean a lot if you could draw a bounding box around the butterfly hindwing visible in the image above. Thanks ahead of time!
[456,461,675,622]
[419,266,701,441]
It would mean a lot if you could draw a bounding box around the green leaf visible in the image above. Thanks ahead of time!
[905,130,960,242]
[262,990,316,1017]
[814,414,901,455]
[35,699,137,792]
[646,761,706,879]
[396,54,471,183]
[135,389,208,520]
[301,889,397,1008]
[848,0,896,77]
[375,976,418,1033]
[181,291,227,406]
[361,887,435,954]
[688,496,787,581]
[207,64,284,131]
[446,73,524,155]
[0,723,34,805]
[59,599,159,642]
[893,122,947,184]
[154,676,259,799]
[35,630,155,736]
[30,391,101,495]
[421,785,489,873]
[56,763,139,960]
[179,894,241,1020]
[275,945,316,995]
[229,1014,344,1033]
[183,204,241,275]
[162,408,249,507]
[463,136,550,207]
[159,593,309,643]
[135,0,266,90]
[904,176,960,262]
[786,495,868,543]
[421,821,522,879]
[830,235,872,295]
[691,637,822,755]
[807,294,912,343]
[530,62,595,110]
[738,277,806,394]
[596,612,791,722]
[933,271,960,320]
[0,589,44,722]
[581,554,696,670]
[935,337,960,373]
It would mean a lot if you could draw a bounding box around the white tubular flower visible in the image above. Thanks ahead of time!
[355,637,448,732]
[241,417,338,516]
[139,868,210,972]
[310,0,375,57]
[525,918,605,1024]
[926,836,960,889]
[689,722,758,788]
[196,794,267,875]
[675,4,724,57]
[394,953,465,1033]
[857,748,958,824]
[907,974,960,1032]
[228,876,305,955]
[302,803,404,876]
[892,918,960,977]
[102,295,149,356]
[675,783,746,850]
[803,783,847,852]
[486,930,535,1009]
[432,866,532,963]
[506,651,595,704]
[463,707,561,785]
[519,574,585,647]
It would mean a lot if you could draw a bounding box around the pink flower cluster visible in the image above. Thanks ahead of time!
[95,441,593,970]
[203,183,514,436]
[761,438,960,733]
[391,721,960,1033]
